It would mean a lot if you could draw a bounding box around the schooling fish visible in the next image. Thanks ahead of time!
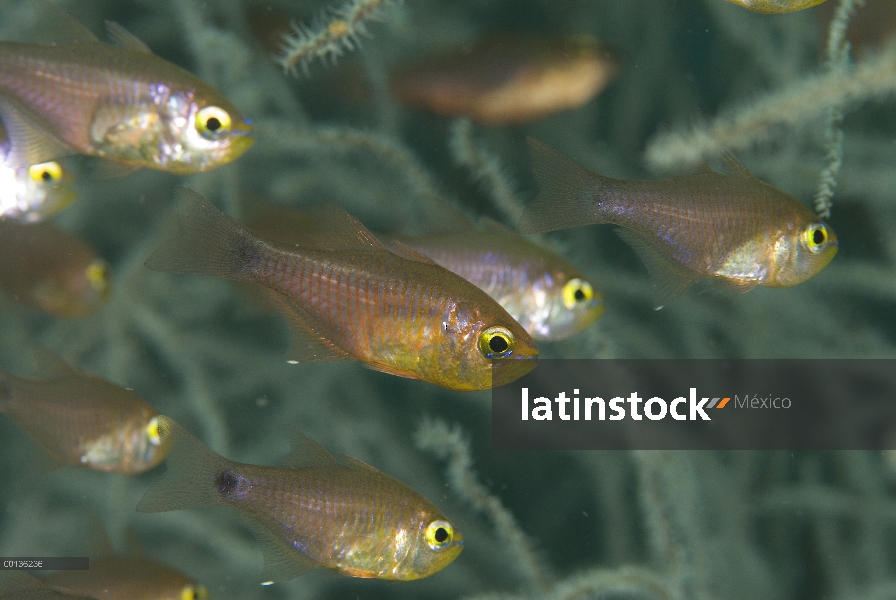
[0,571,94,600]
[519,138,838,307]
[138,416,463,582]
[147,189,537,391]
[0,221,109,317]
[391,34,619,126]
[0,158,75,222]
[43,556,207,600]
[389,223,603,341]
[724,0,826,13]
[0,353,169,474]
[0,15,253,174]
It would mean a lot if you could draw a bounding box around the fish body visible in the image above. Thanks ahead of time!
[0,357,167,473]
[0,159,75,222]
[43,556,206,600]
[138,417,463,582]
[0,571,94,600]
[391,225,603,340]
[724,0,826,13]
[0,221,109,317]
[391,35,619,125]
[519,138,838,306]
[0,25,252,173]
[147,190,537,391]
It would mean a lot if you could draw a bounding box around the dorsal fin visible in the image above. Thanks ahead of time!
[281,429,338,468]
[720,151,754,179]
[105,21,152,53]
[276,203,384,251]
[30,1,101,45]
[387,240,441,265]
[339,453,385,474]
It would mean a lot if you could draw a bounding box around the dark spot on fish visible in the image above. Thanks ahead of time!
[217,470,238,495]
[206,117,222,132]
[574,288,586,301]
[812,228,824,245]
[434,527,449,543]
[489,335,509,353]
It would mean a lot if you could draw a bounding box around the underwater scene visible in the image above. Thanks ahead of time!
[1,0,895,598]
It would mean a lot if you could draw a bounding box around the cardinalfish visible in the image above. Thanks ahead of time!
[391,34,620,125]
[147,189,537,391]
[0,571,94,600]
[0,353,169,474]
[138,417,463,582]
[519,138,838,308]
[724,0,826,13]
[0,13,252,174]
[0,157,75,222]
[43,556,207,600]
[0,221,109,317]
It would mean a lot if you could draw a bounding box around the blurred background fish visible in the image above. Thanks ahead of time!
[0,352,169,474]
[0,9,253,174]
[138,417,463,583]
[0,157,75,222]
[519,138,838,307]
[723,0,827,13]
[0,571,94,600]
[43,555,207,600]
[147,190,537,391]
[390,34,620,125]
[0,221,109,317]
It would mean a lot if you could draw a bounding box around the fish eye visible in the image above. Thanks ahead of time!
[804,223,829,253]
[195,106,232,140]
[478,326,515,359]
[85,259,110,295]
[28,161,63,183]
[562,278,594,309]
[180,585,208,600]
[424,520,454,551]
[146,416,161,446]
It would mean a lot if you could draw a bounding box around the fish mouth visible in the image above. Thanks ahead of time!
[490,352,538,387]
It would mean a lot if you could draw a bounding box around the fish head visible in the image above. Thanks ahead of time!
[768,220,838,287]
[79,413,171,474]
[430,300,538,391]
[390,516,463,580]
[167,93,254,173]
[31,256,110,317]
[521,273,604,341]
[5,161,77,222]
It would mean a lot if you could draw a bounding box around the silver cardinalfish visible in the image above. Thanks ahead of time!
[43,556,207,600]
[138,416,463,582]
[147,189,537,391]
[519,138,838,308]
[0,353,169,474]
[0,157,75,222]
[0,15,252,174]
[0,221,109,317]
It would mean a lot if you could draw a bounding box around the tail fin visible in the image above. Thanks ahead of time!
[136,416,232,513]
[518,137,608,234]
[145,187,261,280]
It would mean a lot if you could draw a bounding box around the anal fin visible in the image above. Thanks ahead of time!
[242,514,316,584]
[614,227,694,309]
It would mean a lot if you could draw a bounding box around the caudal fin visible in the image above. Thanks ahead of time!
[136,416,231,513]
[145,188,261,280]
[518,137,607,234]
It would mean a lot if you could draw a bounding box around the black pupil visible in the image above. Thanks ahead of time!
[574,288,586,301]
[812,228,824,245]
[40,171,52,181]
[434,527,449,543]
[489,335,509,353]
[206,116,222,131]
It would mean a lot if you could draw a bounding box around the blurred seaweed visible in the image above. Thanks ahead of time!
[1,0,896,599]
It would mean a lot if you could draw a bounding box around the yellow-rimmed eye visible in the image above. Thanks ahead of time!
[424,520,454,551]
[562,278,594,309]
[478,326,515,359]
[180,585,208,600]
[804,223,829,254]
[146,416,161,446]
[85,259,110,295]
[195,106,232,140]
[28,161,63,183]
